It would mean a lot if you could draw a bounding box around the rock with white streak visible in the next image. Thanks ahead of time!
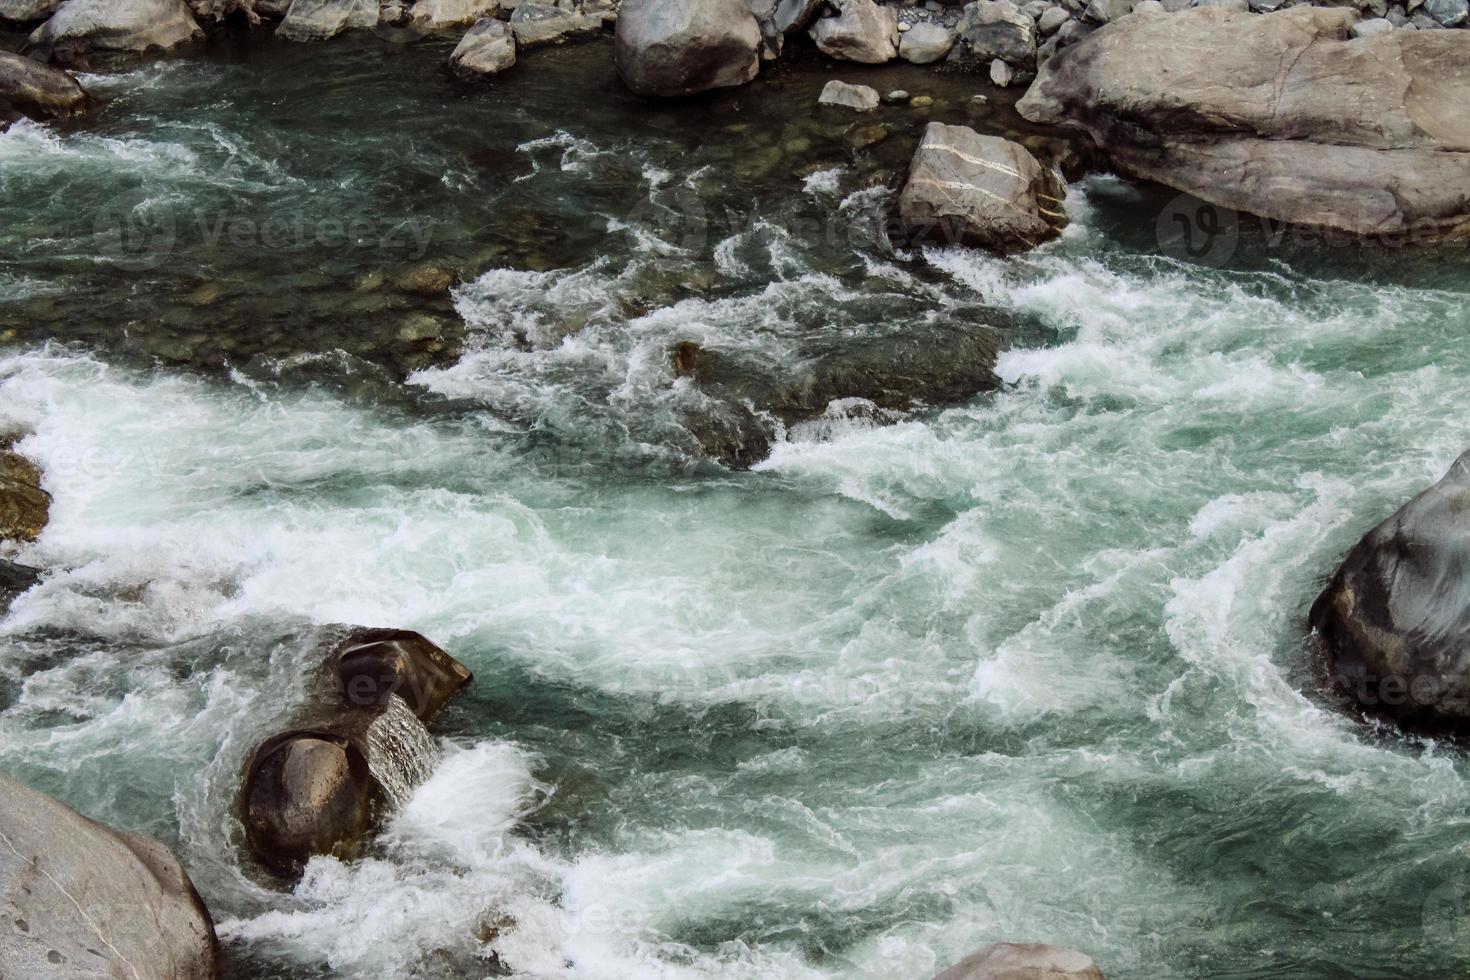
[899,121,1067,253]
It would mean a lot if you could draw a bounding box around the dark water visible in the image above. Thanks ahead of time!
[3,26,1470,980]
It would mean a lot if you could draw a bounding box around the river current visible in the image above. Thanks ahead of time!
[4,29,1470,980]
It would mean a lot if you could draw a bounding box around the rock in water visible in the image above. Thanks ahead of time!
[0,773,220,979]
[27,0,203,65]
[818,79,880,111]
[276,0,378,40]
[508,1,603,49]
[0,49,86,123]
[899,21,957,64]
[1017,7,1470,241]
[1310,451,1470,735]
[0,0,62,22]
[450,16,516,77]
[932,943,1107,979]
[240,627,473,875]
[809,0,899,63]
[0,448,50,544]
[899,121,1067,253]
[616,0,762,97]
[409,0,499,31]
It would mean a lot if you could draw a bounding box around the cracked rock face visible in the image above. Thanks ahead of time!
[1017,6,1470,240]
[899,121,1068,253]
[0,773,220,980]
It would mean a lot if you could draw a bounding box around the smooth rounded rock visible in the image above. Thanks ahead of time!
[933,943,1106,979]
[616,0,762,96]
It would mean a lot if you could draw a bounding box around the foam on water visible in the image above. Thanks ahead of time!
[10,88,1470,979]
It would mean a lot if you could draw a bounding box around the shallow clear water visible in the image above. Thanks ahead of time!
[5,29,1470,980]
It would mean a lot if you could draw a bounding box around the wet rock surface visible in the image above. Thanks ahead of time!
[0,48,85,124]
[241,626,473,875]
[0,772,220,979]
[26,0,204,66]
[1312,451,1470,736]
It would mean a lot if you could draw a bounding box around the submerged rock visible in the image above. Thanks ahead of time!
[1017,7,1470,241]
[0,773,220,979]
[1311,451,1470,735]
[615,0,762,97]
[276,0,379,40]
[899,121,1067,252]
[241,627,473,875]
[810,0,900,63]
[27,0,204,65]
[451,16,517,76]
[0,49,87,124]
[933,943,1107,979]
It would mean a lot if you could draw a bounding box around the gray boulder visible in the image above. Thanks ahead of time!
[810,0,899,63]
[958,0,1038,67]
[819,78,880,109]
[0,0,62,21]
[241,627,472,875]
[774,0,822,32]
[509,1,603,47]
[0,773,219,979]
[27,0,203,64]
[1082,0,1133,20]
[1312,451,1470,735]
[1017,7,1470,240]
[409,0,500,30]
[0,50,86,123]
[899,122,1067,252]
[1037,5,1071,32]
[277,0,378,40]
[0,447,50,544]
[900,20,957,62]
[450,16,516,75]
[933,943,1107,979]
[615,0,762,97]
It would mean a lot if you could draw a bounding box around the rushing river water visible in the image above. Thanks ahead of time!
[5,27,1470,980]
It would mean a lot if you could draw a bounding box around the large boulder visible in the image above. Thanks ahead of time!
[615,0,762,97]
[0,773,220,979]
[450,16,517,76]
[240,627,473,875]
[0,0,62,22]
[933,943,1107,979]
[809,0,899,63]
[899,122,1068,253]
[900,20,958,64]
[276,0,379,40]
[0,50,87,125]
[26,0,204,65]
[1017,7,1470,241]
[1311,451,1470,735]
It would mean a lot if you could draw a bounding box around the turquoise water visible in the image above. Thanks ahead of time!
[4,31,1470,980]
